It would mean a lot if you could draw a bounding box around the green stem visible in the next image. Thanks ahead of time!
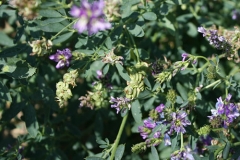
[201,79,221,91]
[196,56,210,63]
[124,27,140,63]
[110,112,129,160]
[233,142,240,147]
[180,133,184,150]
[51,19,77,41]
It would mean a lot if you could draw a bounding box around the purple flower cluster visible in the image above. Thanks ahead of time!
[49,48,72,69]
[138,118,157,139]
[109,96,131,114]
[70,0,111,35]
[171,146,194,160]
[208,94,239,128]
[138,103,192,148]
[138,104,173,147]
[169,111,191,134]
[198,26,231,53]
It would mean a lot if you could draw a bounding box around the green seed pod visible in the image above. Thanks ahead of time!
[197,125,211,136]
[166,89,177,104]
[206,65,217,80]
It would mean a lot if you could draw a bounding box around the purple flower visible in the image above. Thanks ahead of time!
[181,53,189,61]
[232,10,240,20]
[155,104,165,113]
[70,0,111,35]
[49,48,72,69]
[164,133,171,146]
[169,111,191,134]
[138,118,157,139]
[143,118,156,129]
[138,126,151,139]
[109,96,131,114]
[198,26,207,37]
[96,70,103,79]
[171,146,194,160]
[153,131,161,138]
[208,94,240,128]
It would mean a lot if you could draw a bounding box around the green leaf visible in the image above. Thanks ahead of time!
[176,82,188,101]
[173,0,190,5]
[1,102,25,121]
[143,77,151,89]
[171,134,178,150]
[76,49,95,55]
[0,44,29,58]
[131,99,142,123]
[96,139,107,145]
[143,97,155,111]
[0,81,12,102]
[151,146,159,160]
[39,23,65,32]
[126,24,144,37]
[160,3,169,15]
[85,157,106,160]
[41,2,60,7]
[39,9,62,17]
[223,142,231,159]
[53,32,74,45]
[75,37,88,48]
[186,22,198,37]
[142,12,157,21]
[105,37,112,49]
[103,64,110,75]
[138,48,149,60]
[22,104,39,138]
[0,32,14,47]
[0,57,36,79]
[115,63,131,81]
[37,17,65,26]
[115,144,125,160]
[161,17,175,35]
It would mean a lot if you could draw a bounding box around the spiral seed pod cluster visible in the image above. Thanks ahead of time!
[28,37,52,56]
[56,82,72,107]
[79,82,109,109]
[124,62,148,100]
[56,70,78,107]
[63,70,78,87]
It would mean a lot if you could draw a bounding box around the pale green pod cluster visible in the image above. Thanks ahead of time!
[102,48,124,65]
[206,64,217,80]
[56,81,72,107]
[28,37,52,56]
[79,82,109,109]
[166,89,177,104]
[155,71,172,84]
[131,142,147,153]
[9,0,40,20]
[104,0,121,22]
[63,70,79,87]
[197,125,211,136]
[124,62,148,100]
[56,70,78,107]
